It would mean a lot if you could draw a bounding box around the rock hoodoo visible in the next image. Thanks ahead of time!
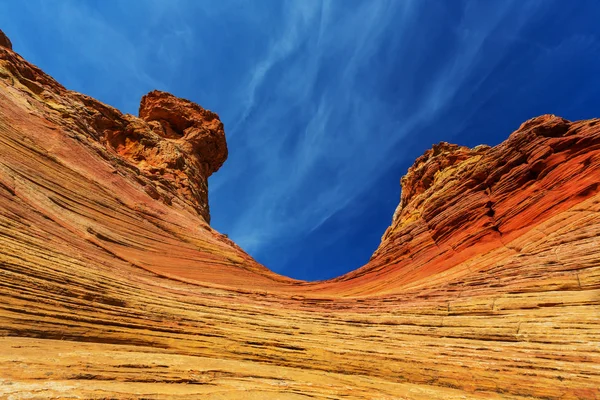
[139,90,227,176]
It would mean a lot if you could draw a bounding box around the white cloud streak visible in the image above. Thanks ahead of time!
[210,0,532,258]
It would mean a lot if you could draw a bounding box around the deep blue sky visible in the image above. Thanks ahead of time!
[2,1,600,280]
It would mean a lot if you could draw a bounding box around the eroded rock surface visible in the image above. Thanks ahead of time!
[0,29,11,50]
[0,41,227,223]
[323,114,600,295]
[1,31,599,399]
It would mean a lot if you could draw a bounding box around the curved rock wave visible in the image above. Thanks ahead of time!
[0,34,599,399]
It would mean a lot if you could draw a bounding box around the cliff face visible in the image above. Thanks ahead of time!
[0,34,295,289]
[1,32,599,400]
[0,37,225,223]
[321,114,600,295]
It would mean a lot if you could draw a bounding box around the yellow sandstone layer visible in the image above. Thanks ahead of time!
[0,29,599,399]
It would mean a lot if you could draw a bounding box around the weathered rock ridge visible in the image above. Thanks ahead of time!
[1,31,599,399]
[0,41,226,223]
[321,114,600,295]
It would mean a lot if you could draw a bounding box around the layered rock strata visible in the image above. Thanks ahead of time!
[321,114,600,295]
[0,32,599,399]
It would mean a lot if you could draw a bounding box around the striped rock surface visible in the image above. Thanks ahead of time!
[1,33,599,399]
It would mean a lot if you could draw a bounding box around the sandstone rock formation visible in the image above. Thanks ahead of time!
[1,31,599,399]
[321,114,600,295]
[0,29,11,50]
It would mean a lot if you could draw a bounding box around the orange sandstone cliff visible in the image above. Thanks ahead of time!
[0,30,599,399]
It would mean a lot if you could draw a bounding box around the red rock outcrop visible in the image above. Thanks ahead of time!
[0,40,227,223]
[1,31,599,399]
[315,114,600,295]
[0,29,11,50]
[139,90,227,172]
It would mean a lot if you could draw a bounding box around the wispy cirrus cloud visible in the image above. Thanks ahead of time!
[209,1,533,260]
